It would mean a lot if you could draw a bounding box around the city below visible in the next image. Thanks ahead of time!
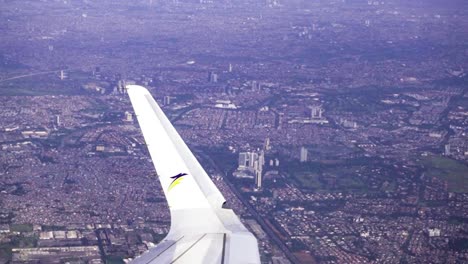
[0,0,467,263]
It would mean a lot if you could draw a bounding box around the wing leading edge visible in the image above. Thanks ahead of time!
[127,85,260,264]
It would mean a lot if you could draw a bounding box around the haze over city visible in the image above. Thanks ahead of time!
[0,0,467,263]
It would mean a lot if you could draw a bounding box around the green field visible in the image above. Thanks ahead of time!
[420,155,468,193]
[294,172,322,189]
[0,235,38,262]
[9,224,33,233]
[283,161,367,192]
[0,71,90,96]
[0,243,12,262]
[105,255,125,264]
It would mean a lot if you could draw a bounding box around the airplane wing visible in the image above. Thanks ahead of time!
[126,85,261,264]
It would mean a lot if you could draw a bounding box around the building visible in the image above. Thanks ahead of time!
[445,144,451,155]
[311,106,323,119]
[163,96,171,105]
[255,169,262,189]
[237,150,265,188]
[209,72,218,83]
[11,246,101,263]
[215,100,237,109]
[255,151,265,189]
[117,80,126,93]
[250,152,258,168]
[365,19,371,27]
[238,151,261,170]
[277,113,283,129]
[300,147,308,162]
[124,111,133,122]
[340,118,357,129]
[251,81,260,91]
[96,145,105,152]
[59,70,66,80]
[263,137,271,150]
[428,228,441,237]
[238,152,249,168]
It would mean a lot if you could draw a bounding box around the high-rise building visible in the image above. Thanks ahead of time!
[255,151,265,189]
[59,70,66,80]
[249,152,258,168]
[277,113,283,129]
[238,152,249,168]
[255,169,262,189]
[365,19,371,27]
[228,63,233,73]
[251,81,258,91]
[300,147,308,162]
[259,151,265,170]
[312,23,317,31]
[445,144,451,156]
[263,137,270,150]
[238,150,264,189]
[55,115,60,127]
[164,96,171,106]
[117,80,126,94]
[209,72,218,83]
[311,106,323,119]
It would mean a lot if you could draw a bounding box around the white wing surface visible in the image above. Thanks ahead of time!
[127,85,260,264]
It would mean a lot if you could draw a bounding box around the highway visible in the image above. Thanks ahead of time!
[0,70,62,83]
[198,151,302,264]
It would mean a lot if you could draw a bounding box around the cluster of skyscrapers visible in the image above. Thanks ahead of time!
[238,150,265,189]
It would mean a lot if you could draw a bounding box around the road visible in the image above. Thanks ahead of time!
[0,70,62,83]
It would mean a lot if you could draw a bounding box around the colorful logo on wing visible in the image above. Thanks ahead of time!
[168,173,187,191]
